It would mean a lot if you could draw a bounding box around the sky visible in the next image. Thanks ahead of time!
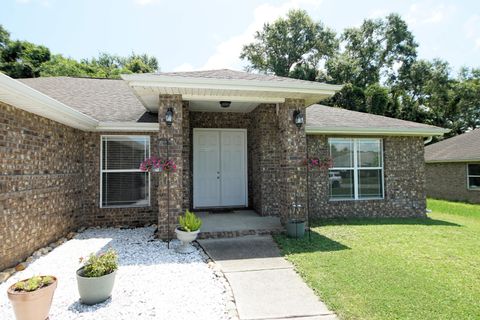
[1,0,479,74]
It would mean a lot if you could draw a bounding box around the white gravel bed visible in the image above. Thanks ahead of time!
[0,227,229,320]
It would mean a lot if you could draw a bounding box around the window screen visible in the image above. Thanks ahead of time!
[101,136,150,207]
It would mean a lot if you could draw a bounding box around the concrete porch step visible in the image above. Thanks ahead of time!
[198,228,283,239]
[196,210,284,239]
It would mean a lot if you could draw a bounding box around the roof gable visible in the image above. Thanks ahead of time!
[306,105,448,137]
[156,69,327,85]
[425,129,480,162]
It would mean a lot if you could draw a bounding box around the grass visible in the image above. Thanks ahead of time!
[274,199,480,320]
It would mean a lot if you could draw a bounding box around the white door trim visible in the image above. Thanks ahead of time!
[193,128,248,208]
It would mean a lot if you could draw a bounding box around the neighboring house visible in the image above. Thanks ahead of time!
[0,69,447,269]
[425,129,480,203]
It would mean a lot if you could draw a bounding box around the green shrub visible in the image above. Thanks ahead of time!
[13,276,54,292]
[80,248,118,278]
[178,210,202,232]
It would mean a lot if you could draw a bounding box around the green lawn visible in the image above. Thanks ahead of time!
[274,199,480,320]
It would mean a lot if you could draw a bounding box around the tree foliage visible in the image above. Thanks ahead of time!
[240,9,338,78]
[0,25,159,79]
[241,10,480,137]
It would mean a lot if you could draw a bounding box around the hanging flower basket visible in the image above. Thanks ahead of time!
[139,157,176,173]
[304,156,333,170]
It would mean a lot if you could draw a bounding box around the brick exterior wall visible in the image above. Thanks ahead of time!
[0,102,83,270]
[157,95,184,239]
[249,104,282,215]
[278,99,307,223]
[307,135,427,218]
[0,101,159,269]
[82,132,159,227]
[426,162,480,204]
[1,95,430,268]
[187,105,283,216]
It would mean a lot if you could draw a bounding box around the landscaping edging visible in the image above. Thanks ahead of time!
[0,231,76,285]
[194,242,239,320]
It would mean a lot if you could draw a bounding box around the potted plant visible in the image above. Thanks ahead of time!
[76,248,118,305]
[7,275,57,320]
[174,210,202,253]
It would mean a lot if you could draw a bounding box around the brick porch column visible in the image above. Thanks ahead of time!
[278,98,307,224]
[157,94,183,239]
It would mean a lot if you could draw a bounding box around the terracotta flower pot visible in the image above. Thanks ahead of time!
[7,276,57,320]
[76,268,117,305]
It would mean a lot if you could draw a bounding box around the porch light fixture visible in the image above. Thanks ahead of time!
[165,107,174,127]
[293,109,304,129]
[219,101,231,108]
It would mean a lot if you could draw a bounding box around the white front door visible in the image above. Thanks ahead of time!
[193,129,247,208]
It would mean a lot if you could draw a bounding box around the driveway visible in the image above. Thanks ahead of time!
[199,235,337,320]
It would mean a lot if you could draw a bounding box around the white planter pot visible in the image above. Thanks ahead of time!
[76,268,117,305]
[174,227,200,254]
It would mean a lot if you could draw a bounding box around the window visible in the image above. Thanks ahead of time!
[101,136,150,208]
[467,164,480,190]
[329,138,384,200]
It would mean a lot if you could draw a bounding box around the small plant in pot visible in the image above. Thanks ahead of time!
[76,248,118,305]
[7,275,57,320]
[175,210,202,254]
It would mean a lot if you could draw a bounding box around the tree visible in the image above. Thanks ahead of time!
[0,40,51,78]
[365,84,391,115]
[39,54,98,77]
[240,9,338,78]
[448,68,480,133]
[39,52,159,78]
[0,25,10,50]
[327,13,417,88]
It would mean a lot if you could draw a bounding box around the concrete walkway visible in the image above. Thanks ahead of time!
[199,236,337,320]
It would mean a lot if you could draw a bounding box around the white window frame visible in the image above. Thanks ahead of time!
[467,163,480,191]
[328,138,384,201]
[100,135,151,208]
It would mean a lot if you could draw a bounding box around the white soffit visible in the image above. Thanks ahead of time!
[122,73,342,111]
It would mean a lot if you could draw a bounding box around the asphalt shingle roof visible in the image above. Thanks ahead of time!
[425,129,480,162]
[155,69,326,85]
[18,77,149,122]
[306,104,444,131]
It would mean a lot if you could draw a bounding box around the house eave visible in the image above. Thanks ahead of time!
[95,122,159,132]
[0,73,99,130]
[425,159,480,164]
[122,73,343,93]
[306,126,450,137]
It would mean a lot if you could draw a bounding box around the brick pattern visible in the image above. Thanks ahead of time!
[1,95,431,269]
[157,95,184,239]
[249,104,282,215]
[426,162,480,204]
[182,101,191,212]
[278,99,308,223]
[0,102,83,270]
[82,132,159,227]
[187,107,282,216]
[307,135,427,218]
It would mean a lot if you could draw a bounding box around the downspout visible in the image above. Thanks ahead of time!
[424,136,433,145]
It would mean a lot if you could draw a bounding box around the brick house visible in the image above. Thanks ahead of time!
[0,69,447,269]
[425,129,480,203]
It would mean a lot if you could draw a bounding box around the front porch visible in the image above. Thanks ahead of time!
[121,70,341,238]
[197,210,283,239]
